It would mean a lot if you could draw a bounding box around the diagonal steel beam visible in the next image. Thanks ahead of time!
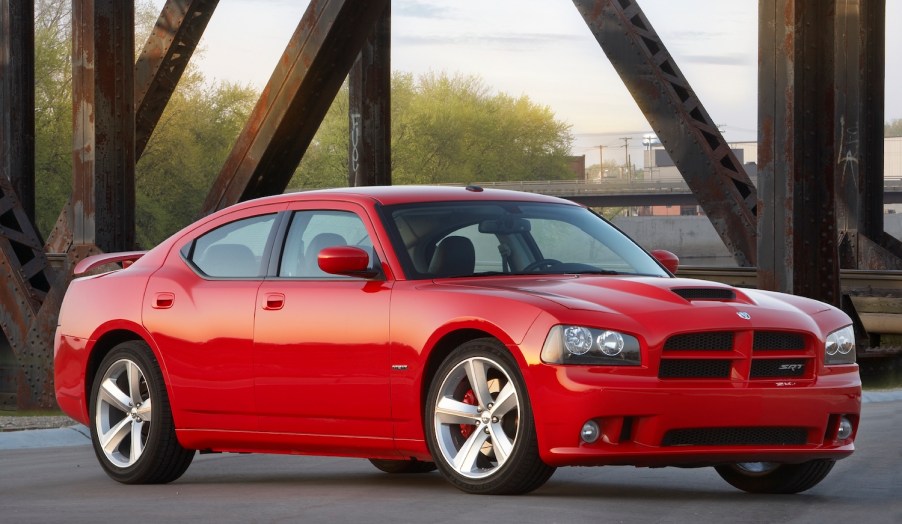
[202,0,390,214]
[135,0,219,158]
[573,0,758,267]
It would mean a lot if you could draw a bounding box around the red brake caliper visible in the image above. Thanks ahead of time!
[459,389,477,438]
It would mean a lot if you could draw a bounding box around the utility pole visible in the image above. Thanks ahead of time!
[596,145,606,181]
[620,136,631,180]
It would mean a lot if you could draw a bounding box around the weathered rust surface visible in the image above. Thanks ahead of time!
[348,3,391,187]
[758,0,841,305]
[0,177,56,408]
[135,0,219,158]
[72,0,135,252]
[48,0,217,253]
[0,0,36,224]
[202,0,390,214]
[572,0,758,267]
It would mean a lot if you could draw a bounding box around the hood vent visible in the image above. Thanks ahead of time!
[672,288,736,301]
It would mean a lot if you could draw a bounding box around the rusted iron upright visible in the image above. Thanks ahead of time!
[71,0,136,252]
[348,3,391,187]
[202,0,390,214]
[758,0,840,305]
[572,0,758,267]
[838,0,902,269]
[46,0,220,254]
[0,0,36,224]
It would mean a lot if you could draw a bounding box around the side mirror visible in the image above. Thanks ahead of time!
[318,246,379,278]
[651,249,679,274]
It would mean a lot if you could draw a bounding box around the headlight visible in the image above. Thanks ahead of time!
[542,325,642,366]
[825,325,856,365]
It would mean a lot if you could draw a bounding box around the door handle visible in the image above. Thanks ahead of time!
[263,293,285,310]
[153,292,174,309]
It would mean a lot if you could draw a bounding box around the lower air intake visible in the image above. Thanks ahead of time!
[662,427,808,447]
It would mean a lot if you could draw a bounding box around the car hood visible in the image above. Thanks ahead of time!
[435,275,832,336]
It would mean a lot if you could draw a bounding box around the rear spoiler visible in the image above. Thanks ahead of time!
[73,251,147,276]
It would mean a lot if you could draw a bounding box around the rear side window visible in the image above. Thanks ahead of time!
[182,214,277,278]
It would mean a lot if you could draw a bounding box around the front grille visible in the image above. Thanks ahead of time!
[662,427,808,447]
[750,359,807,378]
[658,359,731,378]
[663,332,734,351]
[754,331,806,351]
[672,288,736,301]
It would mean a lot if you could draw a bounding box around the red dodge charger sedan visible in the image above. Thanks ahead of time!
[54,186,860,494]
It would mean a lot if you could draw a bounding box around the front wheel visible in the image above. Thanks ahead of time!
[425,338,555,494]
[89,340,194,484]
[714,460,836,494]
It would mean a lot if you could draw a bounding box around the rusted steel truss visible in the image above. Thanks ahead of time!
[348,3,391,187]
[758,0,896,306]
[1,0,215,407]
[1,0,36,224]
[573,0,758,267]
[46,0,218,254]
[135,0,219,158]
[202,0,390,214]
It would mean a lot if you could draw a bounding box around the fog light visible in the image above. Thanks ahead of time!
[837,416,853,440]
[581,420,600,444]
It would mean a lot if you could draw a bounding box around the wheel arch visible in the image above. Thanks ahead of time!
[419,326,530,428]
[84,324,164,414]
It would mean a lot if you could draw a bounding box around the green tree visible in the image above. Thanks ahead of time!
[887,118,902,137]
[292,72,575,188]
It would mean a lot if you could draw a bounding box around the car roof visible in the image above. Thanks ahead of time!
[224,185,580,211]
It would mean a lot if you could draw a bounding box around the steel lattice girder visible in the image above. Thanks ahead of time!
[202,0,391,214]
[348,3,391,187]
[573,0,759,267]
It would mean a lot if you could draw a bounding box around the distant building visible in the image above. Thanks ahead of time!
[567,155,586,180]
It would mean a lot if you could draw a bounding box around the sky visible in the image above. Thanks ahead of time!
[150,0,902,167]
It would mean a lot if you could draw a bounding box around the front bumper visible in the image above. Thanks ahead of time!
[529,365,861,468]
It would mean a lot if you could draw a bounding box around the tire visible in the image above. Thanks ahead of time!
[425,338,555,494]
[714,460,836,494]
[368,458,437,474]
[89,340,194,484]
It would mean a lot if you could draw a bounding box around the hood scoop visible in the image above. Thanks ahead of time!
[672,287,737,301]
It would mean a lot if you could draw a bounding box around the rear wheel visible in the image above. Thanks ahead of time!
[89,340,194,484]
[425,338,555,494]
[714,460,836,494]
[368,458,437,474]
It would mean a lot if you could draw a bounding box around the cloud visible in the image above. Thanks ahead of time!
[680,54,750,66]
[394,1,450,19]
[396,32,584,50]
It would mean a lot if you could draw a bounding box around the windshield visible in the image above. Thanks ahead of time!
[382,201,669,279]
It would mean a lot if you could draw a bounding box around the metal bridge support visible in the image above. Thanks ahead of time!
[202,0,390,214]
[1,0,36,224]
[573,0,759,267]
[46,0,220,254]
[759,0,897,305]
[348,3,391,187]
[71,0,136,252]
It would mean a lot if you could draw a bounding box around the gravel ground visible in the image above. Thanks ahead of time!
[0,415,77,432]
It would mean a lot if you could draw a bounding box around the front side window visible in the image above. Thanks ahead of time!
[278,210,376,278]
[183,214,276,278]
[383,201,668,280]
